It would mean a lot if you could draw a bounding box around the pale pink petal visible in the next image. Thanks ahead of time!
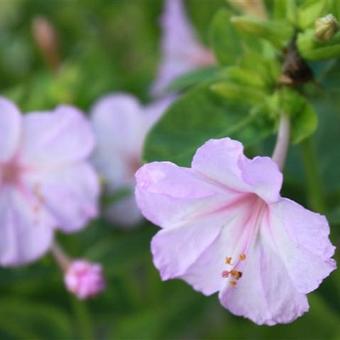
[219,228,309,325]
[268,198,336,293]
[21,106,94,167]
[151,0,213,96]
[240,156,282,203]
[135,161,237,228]
[0,187,54,266]
[192,138,282,203]
[0,97,22,162]
[105,194,142,227]
[154,195,256,295]
[151,211,225,282]
[91,93,145,190]
[25,163,99,232]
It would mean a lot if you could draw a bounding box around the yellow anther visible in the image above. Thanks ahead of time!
[230,280,237,287]
[230,270,242,280]
[225,256,232,265]
[239,254,246,261]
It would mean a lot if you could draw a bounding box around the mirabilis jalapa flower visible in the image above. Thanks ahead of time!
[0,97,99,266]
[135,137,336,325]
[91,93,172,226]
[151,0,215,97]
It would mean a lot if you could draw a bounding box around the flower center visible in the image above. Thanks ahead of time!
[221,253,246,287]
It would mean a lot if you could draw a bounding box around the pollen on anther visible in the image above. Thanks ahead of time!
[225,256,232,265]
[221,270,229,278]
[230,280,237,287]
[239,254,246,261]
[230,270,242,280]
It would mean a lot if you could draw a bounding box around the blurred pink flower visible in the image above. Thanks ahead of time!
[151,0,215,97]
[91,93,172,227]
[135,137,336,325]
[64,259,105,299]
[0,97,99,266]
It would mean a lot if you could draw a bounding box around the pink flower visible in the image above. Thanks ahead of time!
[91,93,172,226]
[135,137,336,325]
[64,259,105,299]
[151,0,215,97]
[0,97,99,266]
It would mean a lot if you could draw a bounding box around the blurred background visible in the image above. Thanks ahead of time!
[0,0,340,339]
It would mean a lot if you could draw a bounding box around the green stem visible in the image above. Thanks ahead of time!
[71,297,94,340]
[301,138,326,213]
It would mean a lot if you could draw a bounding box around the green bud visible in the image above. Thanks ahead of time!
[315,14,339,41]
[298,28,340,60]
[231,16,293,49]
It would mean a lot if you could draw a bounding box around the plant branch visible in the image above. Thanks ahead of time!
[272,112,291,170]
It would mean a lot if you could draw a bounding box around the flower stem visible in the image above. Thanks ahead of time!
[272,112,291,171]
[50,241,70,271]
[301,138,326,213]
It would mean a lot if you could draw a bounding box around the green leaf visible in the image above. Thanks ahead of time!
[143,85,273,166]
[0,298,72,339]
[167,66,225,93]
[298,0,329,29]
[210,8,243,65]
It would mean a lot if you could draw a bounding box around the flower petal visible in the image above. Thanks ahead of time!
[192,138,282,203]
[135,161,235,228]
[91,93,145,190]
[268,198,336,294]
[151,0,212,96]
[151,210,226,283]
[240,156,282,203]
[26,163,99,232]
[219,226,309,325]
[174,196,257,295]
[0,187,54,266]
[0,97,21,162]
[21,106,94,167]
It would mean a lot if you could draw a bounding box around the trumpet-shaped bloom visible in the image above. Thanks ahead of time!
[0,98,99,266]
[65,259,105,300]
[91,93,172,226]
[151,0,215,97]
[135,137,336,325]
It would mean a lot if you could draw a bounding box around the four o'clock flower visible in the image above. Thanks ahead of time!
[151,0,215,97]
[0,97,99,266]
[135,137,336,325]
[91,93,172,226]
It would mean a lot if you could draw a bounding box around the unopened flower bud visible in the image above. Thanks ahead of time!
[64,260,105,300]
[315,14,339,42]
[32,16,60,71]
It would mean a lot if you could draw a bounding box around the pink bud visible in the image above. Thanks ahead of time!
[64,260,105,300]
